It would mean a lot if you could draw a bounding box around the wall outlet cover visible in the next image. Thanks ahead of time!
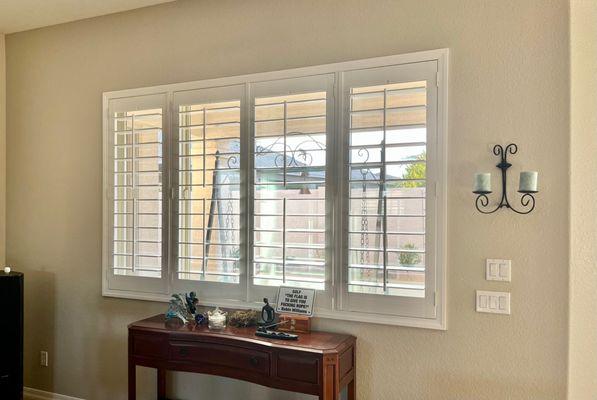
[476,290,510,314]
[40,351,49,367]
[486,259,511,282]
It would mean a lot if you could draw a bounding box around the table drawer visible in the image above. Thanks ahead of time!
[275,351,320,385]
[170,341,270,376]
[131,334,168,359]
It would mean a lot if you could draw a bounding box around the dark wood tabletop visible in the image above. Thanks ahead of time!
[129,314,354,354]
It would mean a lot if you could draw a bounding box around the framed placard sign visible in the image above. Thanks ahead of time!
[275,287,316,316]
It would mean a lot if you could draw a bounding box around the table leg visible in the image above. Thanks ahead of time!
[347,378,356,400]
[157,369,166,400]
[128,361,136,400]
[320,355,339,400]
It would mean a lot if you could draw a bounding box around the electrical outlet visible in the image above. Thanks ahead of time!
[40,351,49,367]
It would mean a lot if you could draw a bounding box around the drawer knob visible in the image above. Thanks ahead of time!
[249,356,259,367]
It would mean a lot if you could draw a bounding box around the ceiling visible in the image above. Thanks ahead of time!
[0,0,176,34]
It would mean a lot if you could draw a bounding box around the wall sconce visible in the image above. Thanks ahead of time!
[473,143,538,214]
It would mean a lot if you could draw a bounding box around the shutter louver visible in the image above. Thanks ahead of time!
[112,108,164,278]
[176,100,242,283]
[347,81,427,297]
[252,91,327,290]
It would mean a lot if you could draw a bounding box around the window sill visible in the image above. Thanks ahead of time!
[103,288,446,330]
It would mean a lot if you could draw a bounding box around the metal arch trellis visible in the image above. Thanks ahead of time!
[354,145,380,270]
[205,151,240,270]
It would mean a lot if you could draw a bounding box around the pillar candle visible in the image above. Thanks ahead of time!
[519,171,538,192]
[473,173,491,192]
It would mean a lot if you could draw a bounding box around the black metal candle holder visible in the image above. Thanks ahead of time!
[473,143,537,214]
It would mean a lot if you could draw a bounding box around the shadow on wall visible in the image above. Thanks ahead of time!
[23,268,55,392]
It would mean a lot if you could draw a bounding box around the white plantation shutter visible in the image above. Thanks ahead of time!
[104,93,169,294]
[102,50,447,326]
[171,85,246,301]
[248,74,335,309]
[340,61,439,318]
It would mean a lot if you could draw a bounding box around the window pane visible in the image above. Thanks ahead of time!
[177,100,241,283]
[112,108,163,278]
[252,91,327,289]
[347,81,427,297]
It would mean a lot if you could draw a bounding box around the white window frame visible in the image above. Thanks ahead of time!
[102,48,448,329]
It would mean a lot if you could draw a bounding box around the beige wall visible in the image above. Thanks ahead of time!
[5,1,570,399]
[568,0,597,398]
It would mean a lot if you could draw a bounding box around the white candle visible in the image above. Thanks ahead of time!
[3,267,10,274]
[473,173,491,193]
[519,171,538,192]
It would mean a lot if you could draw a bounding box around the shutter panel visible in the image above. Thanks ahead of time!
[341,61,438,318]
[347,80,427,297]
[249,75,334,298]
[171,85,246,301]
[176,101,241,282]
[105,93,168,294]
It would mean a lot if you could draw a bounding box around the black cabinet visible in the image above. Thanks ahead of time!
[0,271,23,400]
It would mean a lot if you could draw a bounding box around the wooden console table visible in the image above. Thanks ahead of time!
[128,314,356,400]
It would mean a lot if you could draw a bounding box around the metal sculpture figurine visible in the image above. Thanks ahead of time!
[261,298,276,325]
[255,298,298,340]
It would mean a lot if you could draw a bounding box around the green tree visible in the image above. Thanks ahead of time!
[401,151,426,188]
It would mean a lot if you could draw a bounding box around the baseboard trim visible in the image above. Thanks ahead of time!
[24,387,85,400]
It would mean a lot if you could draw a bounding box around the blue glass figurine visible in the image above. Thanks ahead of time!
[185,292,198,315]
[195,313,206,325]
[165,292,196,323]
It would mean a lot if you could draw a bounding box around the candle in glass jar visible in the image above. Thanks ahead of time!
[207,307,227,330]
[519,171,538,192]
[473,173,491,193]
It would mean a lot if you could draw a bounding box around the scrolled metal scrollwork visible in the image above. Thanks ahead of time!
[473,143,537,215]
[255,132,325,169]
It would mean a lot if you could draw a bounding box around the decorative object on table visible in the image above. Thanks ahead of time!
[278,314,311,334]
[185,292,199,315]
[275,287,316,317]
[207,307,227,330]
[228,309,259,328]
[261,297,276,324]
[255,320,298,340]
[165,292,197,323]
[472,143,539,214]
[255,298,298,340]
[194,313,206,325]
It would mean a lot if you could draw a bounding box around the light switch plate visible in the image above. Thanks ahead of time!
[476,290,510,314]
[486,259,511,282]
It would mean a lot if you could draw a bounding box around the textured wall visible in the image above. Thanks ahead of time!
[5,1,570,399]
[568,0,597,398]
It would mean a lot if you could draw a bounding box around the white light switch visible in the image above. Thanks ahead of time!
[486,259,511,282]
[476,290,510,314]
